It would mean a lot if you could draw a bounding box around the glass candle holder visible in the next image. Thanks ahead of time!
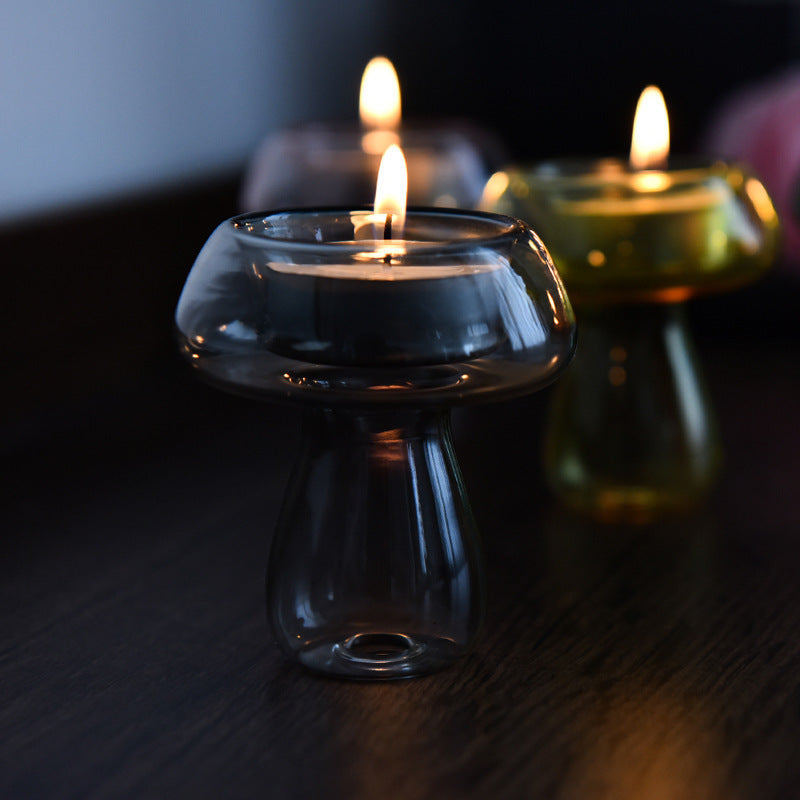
[176,208,576,678]
[240,122,494,211]
[483,160,779,522]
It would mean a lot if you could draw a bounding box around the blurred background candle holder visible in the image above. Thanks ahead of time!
[483,154,778,523]
[240,57,501,211]
[175,206,575,678]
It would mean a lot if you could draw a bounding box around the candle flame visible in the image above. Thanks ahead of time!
[359,56,401,131]
[630,85,670,170]
[374,144,407,239]
[479,171,510,209]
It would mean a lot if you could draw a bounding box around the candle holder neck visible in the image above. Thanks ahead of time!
[544,302,722,523]
[267,407,485,678]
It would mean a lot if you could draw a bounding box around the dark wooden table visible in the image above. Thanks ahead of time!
[3,185,800,798]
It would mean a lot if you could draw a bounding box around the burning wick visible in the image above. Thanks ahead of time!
[382,214,394,265]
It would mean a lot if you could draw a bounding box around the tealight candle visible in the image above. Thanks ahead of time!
[260,257,506,367]
[483,89,776,303]
[245,147,501,365]
[482,86,779,522]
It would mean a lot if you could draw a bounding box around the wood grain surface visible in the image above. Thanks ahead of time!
[2,336,800,800]
[2,182,800,799]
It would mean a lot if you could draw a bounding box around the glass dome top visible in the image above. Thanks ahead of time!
[176,208,576,407]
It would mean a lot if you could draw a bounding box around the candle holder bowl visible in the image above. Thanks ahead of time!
[483,159,779,522]
[176,208,575,678]
[241,124,490,211]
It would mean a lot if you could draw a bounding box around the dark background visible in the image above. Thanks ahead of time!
[382,1,798,159]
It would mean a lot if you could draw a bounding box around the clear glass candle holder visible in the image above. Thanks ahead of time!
[240,123,493,211]
[176,208,576,678]
[483,159,779,522]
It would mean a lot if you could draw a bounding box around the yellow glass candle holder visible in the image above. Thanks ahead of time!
[483,159,779,522]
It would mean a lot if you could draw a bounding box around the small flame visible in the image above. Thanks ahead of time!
[480,171,510,209]
[630,86,670,170]
[359,56,401,131]
[374,144,407,239]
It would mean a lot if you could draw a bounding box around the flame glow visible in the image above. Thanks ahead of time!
[359,57,401,131]
[480,171,510,209]
[630,86,670,170]
[374,144,407,238]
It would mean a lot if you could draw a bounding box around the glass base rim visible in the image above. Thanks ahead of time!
[290,632,464,680]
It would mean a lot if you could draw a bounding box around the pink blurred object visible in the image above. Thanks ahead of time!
[704,67,800,266]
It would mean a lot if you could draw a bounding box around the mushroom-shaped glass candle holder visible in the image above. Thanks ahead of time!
[483,89,778,523]
[176,206,575,678]
[241,57,494,212]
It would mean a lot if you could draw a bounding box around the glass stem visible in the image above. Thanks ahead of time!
[544,302,721,522]
[267,407,485,678]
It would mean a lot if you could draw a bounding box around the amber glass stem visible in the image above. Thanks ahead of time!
[544,303,721,523]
